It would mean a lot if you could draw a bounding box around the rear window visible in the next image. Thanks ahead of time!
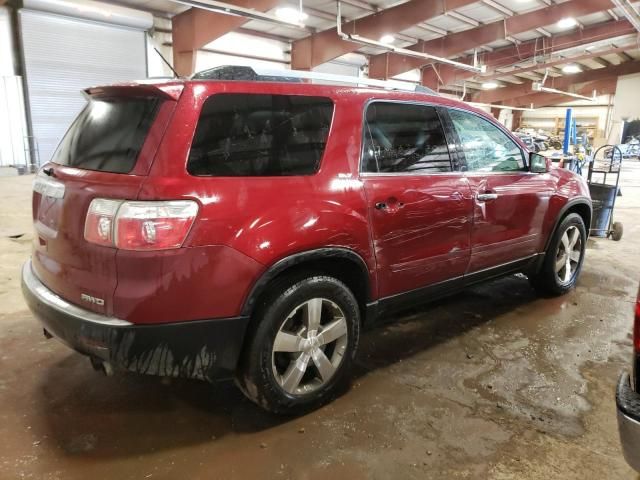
[51,97,160,174]
[187,93,334,176]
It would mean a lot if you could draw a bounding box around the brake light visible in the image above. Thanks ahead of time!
[84,199,121,247]
[84,199,198,250]
[115,201,199,250]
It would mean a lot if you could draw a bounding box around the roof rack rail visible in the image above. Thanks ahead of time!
[191,65,438,95]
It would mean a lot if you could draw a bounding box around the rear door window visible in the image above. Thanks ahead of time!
[361,102,453,173]
[51,98,160,174]
[188,93,334,176]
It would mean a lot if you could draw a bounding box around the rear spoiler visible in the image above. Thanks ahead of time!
[83,83,184,101]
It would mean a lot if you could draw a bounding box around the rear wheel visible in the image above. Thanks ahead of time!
[529,213,586,296]
[236,275,360,414]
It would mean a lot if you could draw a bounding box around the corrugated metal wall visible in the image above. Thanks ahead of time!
[19,9,148,165]
[0,76,29,169]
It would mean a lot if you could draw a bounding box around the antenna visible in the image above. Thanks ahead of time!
[147,32,180,78]
[153,46,180,79]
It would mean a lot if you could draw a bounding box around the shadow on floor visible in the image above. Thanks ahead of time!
[35,274,541,459]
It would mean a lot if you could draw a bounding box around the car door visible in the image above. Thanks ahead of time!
[443,107,554,273]
[360,101,473,299]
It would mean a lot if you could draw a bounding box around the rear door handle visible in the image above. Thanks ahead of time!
[477,193,498,202]
[375,198,404,212]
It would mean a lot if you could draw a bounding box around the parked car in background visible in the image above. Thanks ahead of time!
[22,67,593,413]
[514,131,548,153]
[617,286,640,471]
[514,132,535,151]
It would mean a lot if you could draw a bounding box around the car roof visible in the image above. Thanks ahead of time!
[86,77,508,138]
[125,77,489,115]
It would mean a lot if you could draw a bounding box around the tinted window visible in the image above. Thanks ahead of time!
[187,94,334,176]
[51,98,160,174]
[448,109,525,172]
[362,102,452,173]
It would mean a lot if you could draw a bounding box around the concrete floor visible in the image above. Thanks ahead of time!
[1,164,639,480]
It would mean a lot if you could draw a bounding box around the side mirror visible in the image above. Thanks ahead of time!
[530,152,549,173]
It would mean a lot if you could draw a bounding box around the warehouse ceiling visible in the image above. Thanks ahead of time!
[116,0,640,106]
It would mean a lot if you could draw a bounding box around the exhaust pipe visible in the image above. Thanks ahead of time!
[90,357,114,376]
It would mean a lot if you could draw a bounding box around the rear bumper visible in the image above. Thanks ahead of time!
[21,260,250,381]
[617,371,640,471]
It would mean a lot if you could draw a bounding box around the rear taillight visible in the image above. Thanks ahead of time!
[84,199,121,247]
[114,201,199,250]
[84,199,198,250]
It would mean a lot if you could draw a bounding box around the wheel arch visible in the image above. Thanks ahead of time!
[544,197,593,252]
[240,248,373,322]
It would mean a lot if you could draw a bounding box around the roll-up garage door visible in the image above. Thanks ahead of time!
[19,0,152,165]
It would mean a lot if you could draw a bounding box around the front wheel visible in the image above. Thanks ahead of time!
[236,275,360,414]
[529,213,587,296]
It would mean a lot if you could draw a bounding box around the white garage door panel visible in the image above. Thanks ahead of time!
[20,10,147,165]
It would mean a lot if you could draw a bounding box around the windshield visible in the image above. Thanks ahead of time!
[51,97,160,174]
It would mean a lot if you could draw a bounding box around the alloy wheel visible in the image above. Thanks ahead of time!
[555,225,583,284]
[271,298,348,395]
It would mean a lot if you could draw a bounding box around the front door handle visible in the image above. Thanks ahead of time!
[477,193,498,202]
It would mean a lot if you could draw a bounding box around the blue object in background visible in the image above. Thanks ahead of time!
[563,108,572,155]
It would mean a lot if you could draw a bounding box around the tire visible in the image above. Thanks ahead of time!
[611,221,623,241]
[236,275,360,414]
[529,213,587,296]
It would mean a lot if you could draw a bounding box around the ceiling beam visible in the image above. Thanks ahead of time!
[511,78,617,107]
[340,0,377,12]
[424,19,637,88]
[473,60,640,103]
[618,50,634,61]
[475,43,637,81]
[482,0,513,17]
[446,10,479,27]
[172,0,282,76]
[236,27,292,43]
[369,0,616,80]
[290,0,477,70]
[588,56,614,67]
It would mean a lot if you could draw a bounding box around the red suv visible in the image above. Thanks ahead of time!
[22,68,592,413]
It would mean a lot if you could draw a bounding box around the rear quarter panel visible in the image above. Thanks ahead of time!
[131,82,378,318]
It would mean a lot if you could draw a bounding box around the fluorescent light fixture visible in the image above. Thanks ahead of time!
[170,0,308,29]
[379,34,395,44]
[334,0,484,74]
[562,64,582,73]
[470,102,534,111]
[532,82,596,101]
[274,6,308,23]
[482,81,499,89]
[557,17,577,29]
